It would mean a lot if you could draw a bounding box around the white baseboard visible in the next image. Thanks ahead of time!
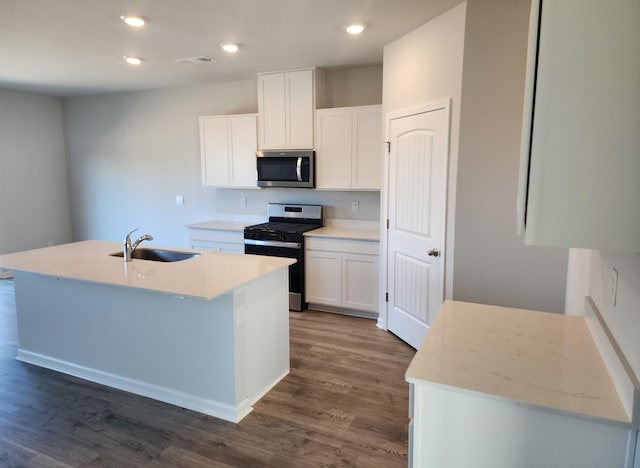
[16,349,249,423]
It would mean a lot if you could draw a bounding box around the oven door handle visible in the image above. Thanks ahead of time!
[244,239,301,249]
[296,157,303,182]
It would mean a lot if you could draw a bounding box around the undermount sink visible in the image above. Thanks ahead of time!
[110,248,200,262]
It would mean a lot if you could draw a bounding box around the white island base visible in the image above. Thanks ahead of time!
[13,268,289,423]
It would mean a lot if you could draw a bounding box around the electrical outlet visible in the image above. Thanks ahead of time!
[609,268,618,308]
[351,201,359,212]
[240,197,247,208]
[175,195,184,205]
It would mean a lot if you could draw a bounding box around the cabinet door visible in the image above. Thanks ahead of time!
[286,69,314,149]
[519,0,640,251]
[305,250,341,306]
[218,243,244,254]
[315,108,352,189]
[199,116,230,186]
[228,115,258,188]
[258,73,286,150]
[352,106,382,190]
[342,253,379,311]
[190,240,218,251]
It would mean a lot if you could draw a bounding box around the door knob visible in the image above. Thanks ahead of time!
[427,248,440,257]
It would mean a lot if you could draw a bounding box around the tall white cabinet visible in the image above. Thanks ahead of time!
[257,68,325,150]
[315,105,382,190]
[518,0,640,252]
[199,114,258,188]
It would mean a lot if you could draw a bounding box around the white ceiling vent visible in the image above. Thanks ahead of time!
[174,56,216,65]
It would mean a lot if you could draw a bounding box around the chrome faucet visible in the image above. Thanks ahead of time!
[124,228,154,262]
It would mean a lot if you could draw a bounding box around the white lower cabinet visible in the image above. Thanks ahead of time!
[305,237,378,314]
[409,382,637,468]
[187,228,244,253]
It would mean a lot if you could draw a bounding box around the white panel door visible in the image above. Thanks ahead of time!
[305,250,341,306]
[200,117,230,186]
[258,73,286,149]
[342,253,379,311]
[228,115,258,188]
[286,69,314,149]
[387,107,448,349]
[352,106,382,189]
[315,108,352,189]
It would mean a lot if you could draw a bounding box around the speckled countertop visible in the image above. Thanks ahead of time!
[406,300,631,426]
[0,240,294,301]
[303,219,380,241]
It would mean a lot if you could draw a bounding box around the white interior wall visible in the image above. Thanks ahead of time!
[452,0,568,313]
[324,65,383,108]
[382,2,467,300]
[0,88,72,254]
[63,67,383,248]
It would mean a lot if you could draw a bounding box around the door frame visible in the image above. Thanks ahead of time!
[377,99,453,331]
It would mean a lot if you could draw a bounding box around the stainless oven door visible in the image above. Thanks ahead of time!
[244,240,305,311]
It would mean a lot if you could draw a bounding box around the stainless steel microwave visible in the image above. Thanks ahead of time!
[256,150,315,188]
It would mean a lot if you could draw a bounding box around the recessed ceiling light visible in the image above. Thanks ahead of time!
[221,43,240,53]
[121,15,146,27]
[123,56,143,65]
[346,24,366,34]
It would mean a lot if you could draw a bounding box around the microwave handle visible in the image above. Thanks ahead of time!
[296,157,303,182]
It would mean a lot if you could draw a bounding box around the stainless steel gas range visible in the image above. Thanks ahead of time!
[243,203,322,311]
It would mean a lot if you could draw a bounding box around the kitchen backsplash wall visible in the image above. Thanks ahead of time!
[63,66,383,248]
[566,249,640,382]
[214,188,380,221]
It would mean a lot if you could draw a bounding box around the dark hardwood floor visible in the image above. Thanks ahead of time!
[0,279,415,467]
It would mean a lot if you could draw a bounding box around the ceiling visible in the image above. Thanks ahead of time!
[0,0,463,97]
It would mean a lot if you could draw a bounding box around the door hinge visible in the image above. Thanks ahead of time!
[385,292,389,302]
[386,219,389,229]
[385,141,391,153]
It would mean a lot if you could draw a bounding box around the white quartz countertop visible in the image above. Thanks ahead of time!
[406,300,631,426]
[0,240,294,301]
[304,220,380,241]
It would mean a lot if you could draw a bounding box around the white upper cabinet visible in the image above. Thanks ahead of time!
[316,105,382,190]
[199,114,258,188]
[257,68,325,150]
[518,0,640,252]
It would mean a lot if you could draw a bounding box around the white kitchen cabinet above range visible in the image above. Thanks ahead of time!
[199,114,258,189]
[257,68,326,150]
[315,105,382,190]
[518,0,640,252]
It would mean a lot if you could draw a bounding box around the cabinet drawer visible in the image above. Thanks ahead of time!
[188,229,244,244]
[305,237,379,256]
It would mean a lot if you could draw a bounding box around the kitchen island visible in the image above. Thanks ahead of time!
[0,240,295,423]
